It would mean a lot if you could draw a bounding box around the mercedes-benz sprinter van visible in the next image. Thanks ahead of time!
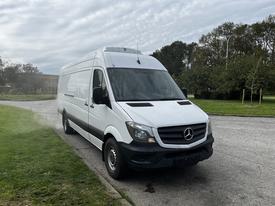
[57,47,214,179]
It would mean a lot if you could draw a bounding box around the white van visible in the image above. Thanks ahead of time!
[57,47,214,179]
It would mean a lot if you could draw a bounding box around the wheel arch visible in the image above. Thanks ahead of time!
[102,126,123,161]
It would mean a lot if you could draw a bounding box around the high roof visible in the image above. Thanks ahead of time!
[102,51,165,70]
[60,47,166,74]
[103,47,142,54]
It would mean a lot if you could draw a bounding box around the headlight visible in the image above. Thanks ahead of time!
[207,120,212,135]
[126,121,156,143]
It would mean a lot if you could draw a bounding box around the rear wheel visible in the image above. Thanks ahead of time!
[104,138,127,179]
[62,113,75,134]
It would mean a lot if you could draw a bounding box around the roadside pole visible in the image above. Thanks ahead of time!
[242,89,245,104]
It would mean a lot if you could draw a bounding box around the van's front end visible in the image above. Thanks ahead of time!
[118,105,213,169]
[106,66,214,170]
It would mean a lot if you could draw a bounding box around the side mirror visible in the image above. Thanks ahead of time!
[181,88,188,98]
[93,87,111,107]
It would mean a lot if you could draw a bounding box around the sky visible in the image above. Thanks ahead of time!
[0,0,274,74]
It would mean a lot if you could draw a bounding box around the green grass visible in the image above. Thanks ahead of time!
[0,94,56,101]
[189,96,275,117]
[0,105,121,206]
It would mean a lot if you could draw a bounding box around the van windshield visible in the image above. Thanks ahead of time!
[107,68,185,101]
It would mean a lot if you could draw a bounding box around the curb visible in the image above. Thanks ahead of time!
[54,128,132,206]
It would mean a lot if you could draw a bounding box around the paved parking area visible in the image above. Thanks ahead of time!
[1,100,275,206]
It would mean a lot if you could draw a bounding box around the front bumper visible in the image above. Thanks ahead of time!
[119,134,214,169]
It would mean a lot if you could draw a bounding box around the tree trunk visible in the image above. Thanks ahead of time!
[250,56,262,104]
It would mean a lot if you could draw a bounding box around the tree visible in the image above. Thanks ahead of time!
[152,41,197,76]
[22,63,40,74]
[4,64,20,85]
[188,15,274,99]
[0,59,45,94]
[153,15,275,99]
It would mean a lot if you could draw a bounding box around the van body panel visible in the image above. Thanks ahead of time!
[117,101,208,128]
[102,103,133,144]
[88,101,133,145]
[104,52,166,70]
[104,125,123,142]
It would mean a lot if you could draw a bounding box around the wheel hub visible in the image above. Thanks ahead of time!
[107,148,117,171]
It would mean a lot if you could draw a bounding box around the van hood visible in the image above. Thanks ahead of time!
[117,100,208,128]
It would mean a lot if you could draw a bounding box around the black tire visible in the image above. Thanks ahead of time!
[191,161,199,166]
[104,138,127,179]
[62,113,75,134]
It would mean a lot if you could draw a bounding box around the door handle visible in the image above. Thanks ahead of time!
[90,104,94,108]
[84,102,88,106]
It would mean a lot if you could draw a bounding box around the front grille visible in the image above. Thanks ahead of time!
[157,123,206,145]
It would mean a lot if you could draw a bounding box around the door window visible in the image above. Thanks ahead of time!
[93,69,106,89]
[92,69,108,104]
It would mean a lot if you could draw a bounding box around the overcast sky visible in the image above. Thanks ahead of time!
[0,0,274,74]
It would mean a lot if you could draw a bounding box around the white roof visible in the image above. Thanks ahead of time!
[103,47,142,54]
[60,47,166,74]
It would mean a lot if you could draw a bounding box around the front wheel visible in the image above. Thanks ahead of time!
[104,138,127,179]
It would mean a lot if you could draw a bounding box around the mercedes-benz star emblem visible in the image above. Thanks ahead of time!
[183,127,193,141]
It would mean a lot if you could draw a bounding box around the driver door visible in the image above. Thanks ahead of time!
[88,67,110,150]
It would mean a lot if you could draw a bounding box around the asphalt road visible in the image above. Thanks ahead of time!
[1,100,275,206]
